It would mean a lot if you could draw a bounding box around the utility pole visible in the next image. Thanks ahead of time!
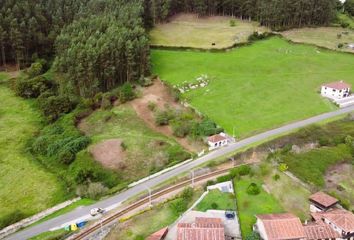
[147,187,152,207]
[190,170,195,187]
[230,156,235,166]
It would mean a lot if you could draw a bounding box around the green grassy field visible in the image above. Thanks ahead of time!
[283,144,353,187]
[150,13,268,49]
[80,105,189,182]
[234,177,284,237]
[195,189,236,212]
[152,37,354,137]
[282,27,354,52]
[0,73,66,226]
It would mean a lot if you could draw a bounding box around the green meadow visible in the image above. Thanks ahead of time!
[0,73,67,227]
[152,37,354,137]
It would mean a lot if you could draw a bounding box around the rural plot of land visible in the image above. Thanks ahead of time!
[152,37,354,137]
[0,74,66,223]
[150,14,268,49]
[282,27,354,52]
[79,105,189,182]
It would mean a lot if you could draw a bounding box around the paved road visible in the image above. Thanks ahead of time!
[6,106,354,240]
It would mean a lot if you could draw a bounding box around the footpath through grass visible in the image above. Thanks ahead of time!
[152,37,354,137]
[0,73,67,227]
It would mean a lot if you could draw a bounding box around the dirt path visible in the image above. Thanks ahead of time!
[129,80,201,152]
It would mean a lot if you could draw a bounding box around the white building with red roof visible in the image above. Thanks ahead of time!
[254,213,306,240]
[207,133,228,150]
[321,81,351,100]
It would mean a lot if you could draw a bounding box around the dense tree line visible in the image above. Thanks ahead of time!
[0,0,90,69]
[344,0,354,16]
[144,0,338,29]
[54,0,150,97]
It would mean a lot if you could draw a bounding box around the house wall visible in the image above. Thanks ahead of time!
[321,86,350,100]
[323,218,354,238]
[208,140,228,150]
[255,219,269,240]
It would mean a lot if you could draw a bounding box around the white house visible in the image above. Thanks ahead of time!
[321,81,351,100]
[207,133,228,150]
[254,213,306,240]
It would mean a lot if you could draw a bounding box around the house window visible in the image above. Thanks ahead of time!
[214,143,217,147]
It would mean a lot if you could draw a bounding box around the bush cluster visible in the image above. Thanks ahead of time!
[14,76,55,98]
[31,112,91,166]
[248,31,271,41]
[247,183,261,195]
[169,187,194,216]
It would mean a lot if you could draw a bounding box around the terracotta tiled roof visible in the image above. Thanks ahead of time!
[322,81,351,90]
[256,213,306,240]
[147,227,168,240]
[315,209,354,233]
[304,223,340,239]
[177,217,225,240]
[309,192,338,208]
[207,134,227,143]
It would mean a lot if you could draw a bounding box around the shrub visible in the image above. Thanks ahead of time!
[278,163,288,172]
[155,109,176,126]
[121,141,127,151]
[15,76,55,98]
[27,62,44,78]
[166,145,190,164]
[247,183,260,195]
[58,150,75,165]
[192,119,223,137]
[38,94,76,122]
[229,19,236,27]
[147,101,157,111]
[273,174,280,181]
[211,202,219,209]
[248,31,269,41]
[76,182,109,200]
[120,83,135,103]
[171,120,192,137]
[245,231,261,240]
[181,187,194,201]
[216,174,233,183]
[169,198,188,215]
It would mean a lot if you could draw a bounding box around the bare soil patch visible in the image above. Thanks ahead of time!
[325,162,354,210]
[89,139,126,171]
[130,79,202,152]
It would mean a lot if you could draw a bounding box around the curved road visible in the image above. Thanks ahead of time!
[6,106,354,240]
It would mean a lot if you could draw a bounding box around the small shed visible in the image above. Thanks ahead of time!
[207,133,228,150]
[309,192,338,212]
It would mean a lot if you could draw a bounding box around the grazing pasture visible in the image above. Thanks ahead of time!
[152,37,354,137]
[150,13,268,49]
[0,73,66,227]
[282,27,354,52]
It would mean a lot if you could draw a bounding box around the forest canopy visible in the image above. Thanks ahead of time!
[0,0,347,96]
[54,0,150,97]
